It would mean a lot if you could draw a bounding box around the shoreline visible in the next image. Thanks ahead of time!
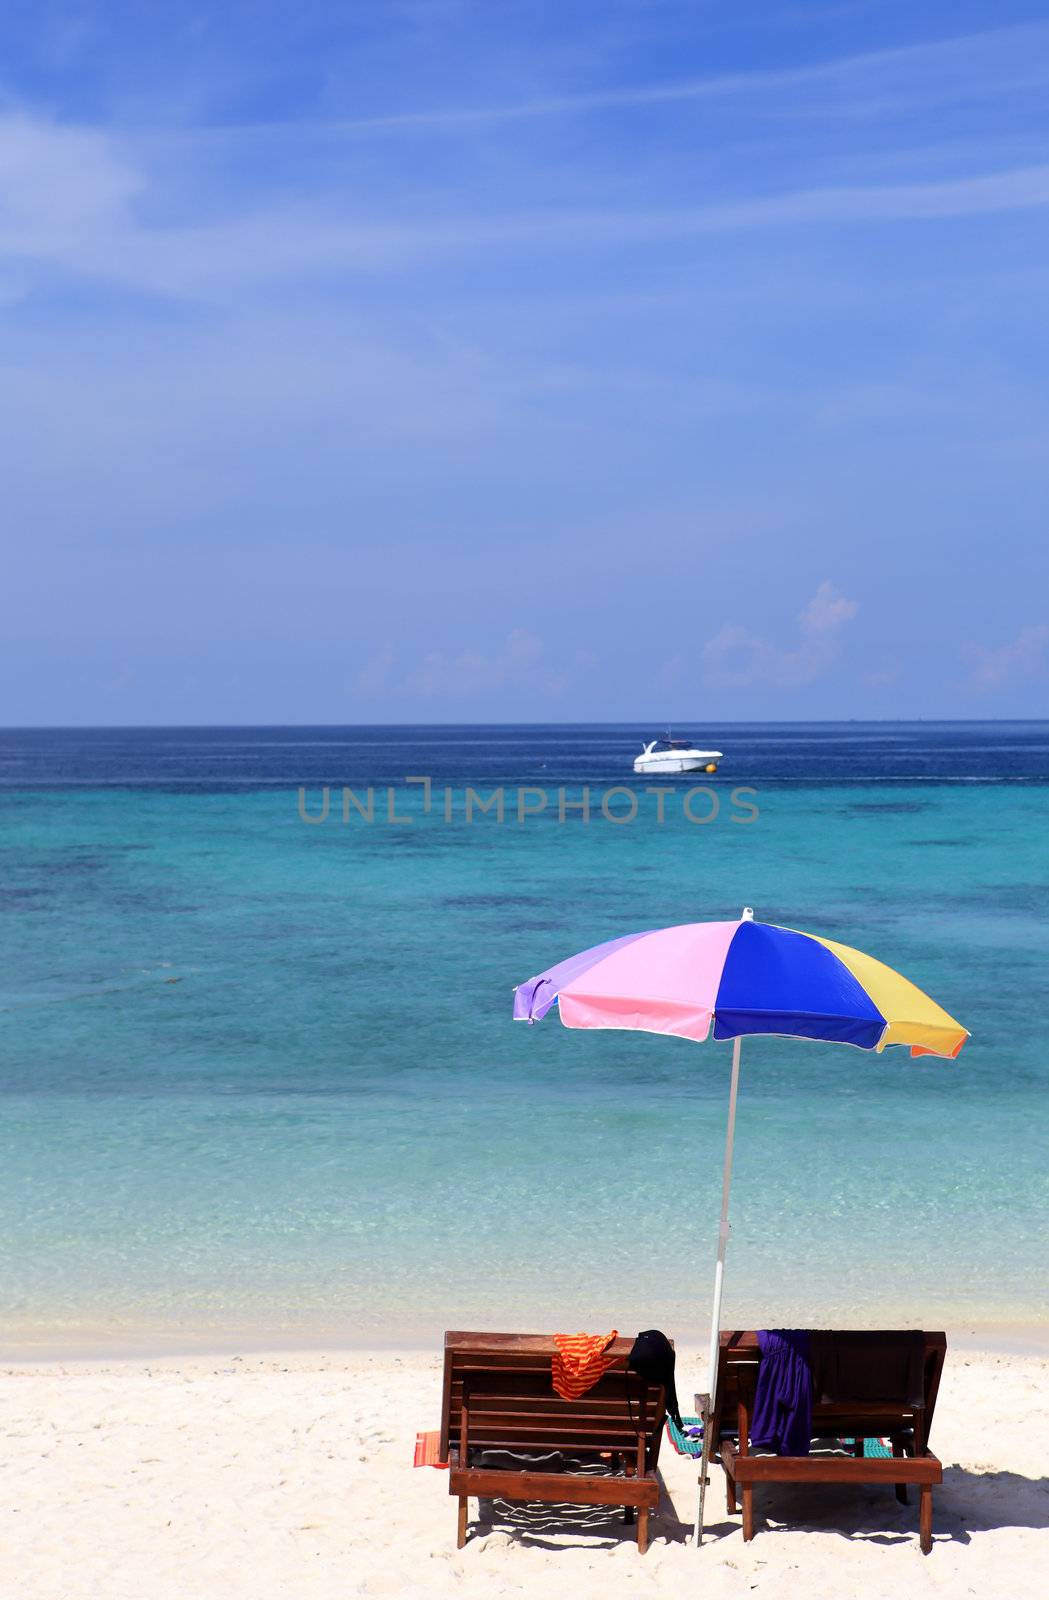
[5,1317,1049,1365]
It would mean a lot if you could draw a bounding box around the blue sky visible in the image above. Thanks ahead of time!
[3,1,1048,723]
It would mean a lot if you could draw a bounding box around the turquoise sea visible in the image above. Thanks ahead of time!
[1,724,1047,1353]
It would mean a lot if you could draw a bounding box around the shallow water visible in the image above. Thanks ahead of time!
[1,723,1047,1350]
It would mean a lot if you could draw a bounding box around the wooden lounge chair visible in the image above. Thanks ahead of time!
[697,1330,946,1553]
[440,1331,668,1552]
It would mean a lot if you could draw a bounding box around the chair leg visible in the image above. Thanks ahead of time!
[726,1470,737,1515]
[637,1506,650,1554]
[623,1458,635,1524]
[919,1485,933,1554]
[853,1438,865,1458]
[741,1485,755,1541]
[892,1440,909,1505]
[456,1496,469,1548]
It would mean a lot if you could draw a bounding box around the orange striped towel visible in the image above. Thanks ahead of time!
[552,1329,619,1400]
[413,1430,448,1468]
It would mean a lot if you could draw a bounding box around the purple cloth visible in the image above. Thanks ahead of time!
[750,1329,813,1456]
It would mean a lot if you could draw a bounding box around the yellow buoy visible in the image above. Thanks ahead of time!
[705,763,718,774]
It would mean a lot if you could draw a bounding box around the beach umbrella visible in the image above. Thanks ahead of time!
[512,907,967,1546]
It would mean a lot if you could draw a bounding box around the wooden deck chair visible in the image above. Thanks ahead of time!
[697,1330,946,1553]
[440,1331,668,1552]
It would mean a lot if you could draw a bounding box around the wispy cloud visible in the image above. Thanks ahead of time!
[703,581,859,689]
[353,631,595,703]
[862,664,902,689]
[6,105,1049,303]
[301,23,1049,134]
[965,625,1048,690]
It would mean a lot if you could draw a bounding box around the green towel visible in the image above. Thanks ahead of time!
[669,1417,894,1461]
[839,1436,894,1458]
[666,1415,705,1458]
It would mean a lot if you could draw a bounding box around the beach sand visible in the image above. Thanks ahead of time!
[3,1344,1047,1599]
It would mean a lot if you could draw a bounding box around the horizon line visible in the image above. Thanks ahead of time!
[2,718,1047,732]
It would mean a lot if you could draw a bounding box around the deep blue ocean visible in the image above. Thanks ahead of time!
[1,723,1047,1352]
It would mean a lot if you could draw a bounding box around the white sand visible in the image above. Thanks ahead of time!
[2,1344,1047,1599]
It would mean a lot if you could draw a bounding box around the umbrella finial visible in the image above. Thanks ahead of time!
[741,906,754,921]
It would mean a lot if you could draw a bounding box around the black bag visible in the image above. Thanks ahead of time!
[629,1329,682,1430]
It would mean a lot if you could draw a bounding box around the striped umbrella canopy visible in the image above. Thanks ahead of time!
[513,908,968,1544]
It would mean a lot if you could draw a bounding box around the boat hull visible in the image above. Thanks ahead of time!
[633,753,721,775]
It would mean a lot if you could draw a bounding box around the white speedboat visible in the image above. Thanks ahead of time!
[633,736,723,776]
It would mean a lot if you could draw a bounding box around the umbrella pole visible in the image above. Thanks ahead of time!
[694,1033,742,1547]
